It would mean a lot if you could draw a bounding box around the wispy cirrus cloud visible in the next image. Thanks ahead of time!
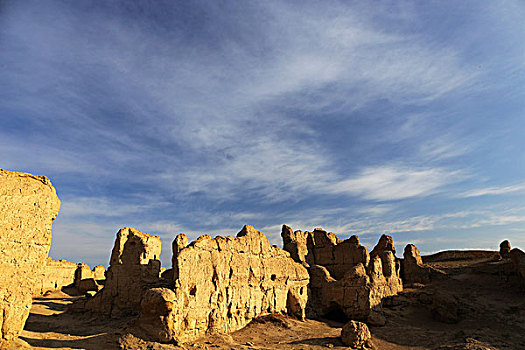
[327,166,463,201]
[458,184,525,198]
[1,1,524,266]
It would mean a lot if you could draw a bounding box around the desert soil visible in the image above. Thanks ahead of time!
[17,254,525,350]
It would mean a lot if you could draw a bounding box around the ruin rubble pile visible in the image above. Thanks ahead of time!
[341,320,374,349]
[137,225,309,342]
[0,169,61,348]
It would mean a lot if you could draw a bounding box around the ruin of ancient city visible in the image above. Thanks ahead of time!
[1,1,524,350]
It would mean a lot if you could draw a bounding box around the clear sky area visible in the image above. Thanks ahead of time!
[1,1,524,267]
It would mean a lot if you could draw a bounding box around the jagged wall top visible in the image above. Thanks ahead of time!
[109,227,161,266]
[147,225,310,341]
[281,225,370,280]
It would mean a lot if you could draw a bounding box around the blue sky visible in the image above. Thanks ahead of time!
[1,0,524,267]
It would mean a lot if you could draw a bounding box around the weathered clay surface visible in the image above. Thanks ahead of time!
[370,234,395,257]
[138,225,309,342]
[281,225,309,265]
[36,258,77,295]
[0,169,60,348]
[281,226,368,280]
[340,320,374,349]
[85,227,161,317]
[137,288,178,342]
[74,263,94,283]
[110,227,161,265]
[283,226,403,320]
[92,265,106,280]
[402,244,445,285]
[499,240,511,259]
[171,233,189,281]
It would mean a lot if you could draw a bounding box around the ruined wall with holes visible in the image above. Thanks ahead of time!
[282,225,403,320]
[138,225,310,342]
[85,227,161,317]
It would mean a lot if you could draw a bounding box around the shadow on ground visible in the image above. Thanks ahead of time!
[19,333,116,350]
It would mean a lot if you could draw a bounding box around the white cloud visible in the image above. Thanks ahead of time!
[356,204,396,215]
[419,135,475,161]
[458,184,525,198]
[60,196,161,218]
[328,166,463,201]
[350,208,525,235]
[168,153,463,203]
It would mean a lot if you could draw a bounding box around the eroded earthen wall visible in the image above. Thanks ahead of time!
[402,244,445,285]
[282,226,403,320]
[74,262,106,294]
[85,227,161,317]
[36,258,77,295]
[138,225,309,342]
[281,226,370,279]
[0,169,60,348]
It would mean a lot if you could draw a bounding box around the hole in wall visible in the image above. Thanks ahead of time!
[323,302,348,323]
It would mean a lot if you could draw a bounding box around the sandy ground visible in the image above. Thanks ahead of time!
[17,253,525,350]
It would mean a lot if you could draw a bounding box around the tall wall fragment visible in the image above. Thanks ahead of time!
[282,226,403,320]
[0,169,60,348]
[74,262,106,294]
[500,240,511,259]
[86,227,161,317]
[138,225,309,342]
[402,244,445,285]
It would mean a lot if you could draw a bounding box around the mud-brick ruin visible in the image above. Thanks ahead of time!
[402,244,445,285]
[84,227,162,317]
[0,169,60,348]
[281,225,403,320]
[138,225,309,342]
[3,167,525,349]
[35,258,107,296]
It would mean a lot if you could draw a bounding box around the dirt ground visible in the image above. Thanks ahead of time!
[16,252,525,350]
